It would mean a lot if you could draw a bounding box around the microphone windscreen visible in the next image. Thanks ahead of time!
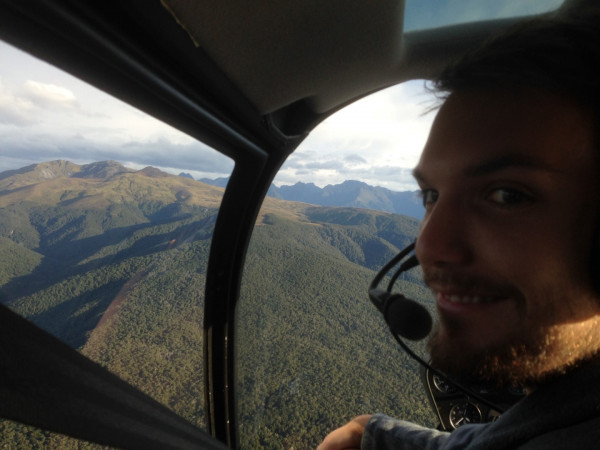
[385,296,432,341]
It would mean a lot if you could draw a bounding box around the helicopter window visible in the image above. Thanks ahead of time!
[0,40,233,445]
[236,81,439,448]
[404,0,564,32]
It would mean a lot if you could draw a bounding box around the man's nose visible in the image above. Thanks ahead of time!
[415,197,472,268]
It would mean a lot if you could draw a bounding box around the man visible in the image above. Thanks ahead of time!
[319,10,600,450]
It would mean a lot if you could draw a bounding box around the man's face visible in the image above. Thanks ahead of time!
[414,88,600,387]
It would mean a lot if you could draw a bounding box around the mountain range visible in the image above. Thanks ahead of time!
[0,160,433,448]
[195,176,424,220]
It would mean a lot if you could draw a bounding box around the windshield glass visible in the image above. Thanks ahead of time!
[404,0,564,32]
[236,82,438,447]
[0,40,233,447]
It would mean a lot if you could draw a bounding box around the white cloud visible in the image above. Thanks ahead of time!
[275,81,438,191]
[0,132,233,176]
[0,78,37,126]
[23,80,79,109]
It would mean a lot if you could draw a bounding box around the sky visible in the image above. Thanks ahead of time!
[0,40,438,192]
[0,0,562,192]
[277,84,438,191]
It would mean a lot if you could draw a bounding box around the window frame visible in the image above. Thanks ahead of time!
[0,0,299,447]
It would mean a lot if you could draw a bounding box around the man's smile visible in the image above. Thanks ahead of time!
[436,290,514,313]
[441,292,500,304]
[425,272,521,307]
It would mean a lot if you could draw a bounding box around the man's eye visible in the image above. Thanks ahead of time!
[487,188,528,205]
[419,189,438,208]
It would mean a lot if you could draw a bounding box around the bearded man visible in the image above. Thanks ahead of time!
[319,10,600,450]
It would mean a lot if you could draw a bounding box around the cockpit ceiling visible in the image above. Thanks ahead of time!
[161,0,567,117]
[162,0,406,116]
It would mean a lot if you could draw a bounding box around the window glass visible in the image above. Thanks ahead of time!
[404,0,564,32]
[236,82,439,448]
[0,420,112,450]
[0,41,233,444]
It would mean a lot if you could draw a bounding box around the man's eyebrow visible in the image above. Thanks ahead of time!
[412,154,562,183]
[411,167,426,184]
[462,155,563,177]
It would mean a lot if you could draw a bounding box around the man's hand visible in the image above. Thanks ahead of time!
[317,415,372,450]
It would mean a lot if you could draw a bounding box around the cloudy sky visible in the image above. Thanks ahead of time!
[278,84,438,191]
[0,40,438,192]
[0,0,562,192]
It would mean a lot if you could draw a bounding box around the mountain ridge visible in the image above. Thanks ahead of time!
[200,176,424,219]
[0,161,424,219]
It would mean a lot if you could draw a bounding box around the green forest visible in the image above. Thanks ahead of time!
[0,161,434,449]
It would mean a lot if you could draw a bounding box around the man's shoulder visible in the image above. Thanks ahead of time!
[518,414,600,449]
[465,362,600,449]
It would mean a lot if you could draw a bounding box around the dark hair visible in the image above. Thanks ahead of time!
[432,10,600,115]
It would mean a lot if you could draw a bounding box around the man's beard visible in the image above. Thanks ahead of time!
[422,268,600,388]
[428,315,600,388]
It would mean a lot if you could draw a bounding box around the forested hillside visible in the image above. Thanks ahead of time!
[0,160,435,448]
[238,209,433,448]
